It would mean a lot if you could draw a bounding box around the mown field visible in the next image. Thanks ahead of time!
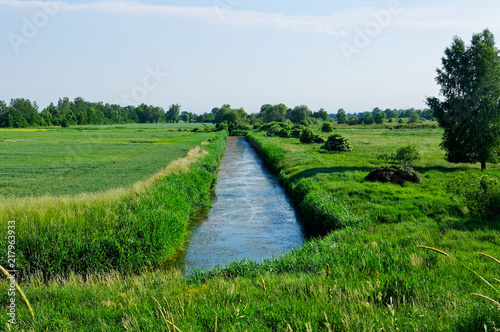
[1,125,500,331]
[0,123,209,197]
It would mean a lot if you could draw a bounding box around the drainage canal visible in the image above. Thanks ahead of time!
[170,136,305,272]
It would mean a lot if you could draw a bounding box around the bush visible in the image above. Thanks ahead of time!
[300,128,318,144]
[320,134,352,152]
[264,122,292,138]
[216,122,228,131]
[445,173,500,220]
[394,144,420,166]
[321,122,334,133]
[230,129,250,136]
[365,166,421,185]
[313,135,326,144]
[377,145,421,166]
[291,128,302,138]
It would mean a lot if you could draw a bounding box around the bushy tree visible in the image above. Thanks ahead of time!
[166,104,180,123]
[407,111,420,124]
[394,145,420,166]
[336,109,347,124]
[375,112,386,124]
[322,122,334,133]
[348,116,359,126]
[314,108,329,121]
[300,127,317,144]
[288,105,312,124]
[363,112,374,125]
[321,134,352,152]
[427,29,500,170]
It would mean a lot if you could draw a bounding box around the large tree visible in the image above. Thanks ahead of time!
[287,105,312,124]
[427,29,500,170]
[336,108,347,124]
[166,104,180,123]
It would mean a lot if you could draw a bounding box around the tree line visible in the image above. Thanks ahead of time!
[0,96,433,129]
[334,107,434,125]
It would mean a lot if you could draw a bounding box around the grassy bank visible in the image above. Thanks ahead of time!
[2,128,499,331]
[0,131,227,277]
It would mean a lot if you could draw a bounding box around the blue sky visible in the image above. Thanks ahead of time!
[1,0,500,114]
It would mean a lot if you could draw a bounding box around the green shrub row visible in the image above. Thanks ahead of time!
[1,132,227,278]
[246,133,359,234]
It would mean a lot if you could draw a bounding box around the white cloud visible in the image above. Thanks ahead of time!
[1,0,499,36]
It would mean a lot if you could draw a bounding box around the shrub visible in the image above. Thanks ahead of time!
[300,128,317,144]
[313,135,326,144]
[216,122,228,131]
[445,173,500,220]
[264,122,291,138]
[320,134,352,152]
[365,166,421,185]
[291,128,302,138]
[394,144,420,166]
[230,129,250,136]
[377,145,421,166]
[321,122,334,133]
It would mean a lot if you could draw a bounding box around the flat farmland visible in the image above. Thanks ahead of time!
[0,123,212,197]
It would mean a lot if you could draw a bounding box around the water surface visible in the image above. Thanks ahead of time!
[170,136,305,272]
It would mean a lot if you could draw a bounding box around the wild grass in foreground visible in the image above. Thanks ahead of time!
[1,127,499,331]
[1,222,499,331]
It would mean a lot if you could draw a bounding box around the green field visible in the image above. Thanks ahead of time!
[0,123,211,197]
[0,124,227,277]
[1,125,500,331]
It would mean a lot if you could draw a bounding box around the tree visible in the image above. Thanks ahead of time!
[322,122,334,133]
[348,116,359,126]
[166,104,180,123]
[261,104,287,123]
[363,112,374,125]
[314,108,329,121]
[288,105,312,124]
[385,109,397,121]
[427,29,500,170]
[336,109,347,124]
[408,112,420,124]
[375,112,386,124]
[214,105,248,131]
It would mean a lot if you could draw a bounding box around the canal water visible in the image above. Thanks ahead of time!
[170,136,305,272]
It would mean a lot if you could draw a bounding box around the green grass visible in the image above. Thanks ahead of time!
[1,126,500,331]
[0,129,227,277]
[0,123,212,197]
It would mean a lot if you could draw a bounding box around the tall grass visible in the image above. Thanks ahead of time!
[1,128,499,331]
[0,131,227,278]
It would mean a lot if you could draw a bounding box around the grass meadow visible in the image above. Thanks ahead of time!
[1,125,499,331]
[0,123,212,197]
[0,123,227,275]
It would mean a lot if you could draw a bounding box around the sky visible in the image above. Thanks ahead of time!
[1,0,500,115]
